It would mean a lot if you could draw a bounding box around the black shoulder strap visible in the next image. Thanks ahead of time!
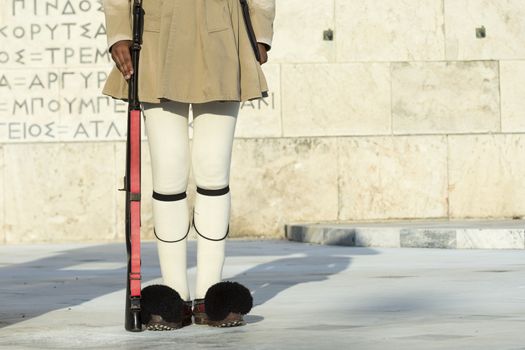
[240,0,261,62]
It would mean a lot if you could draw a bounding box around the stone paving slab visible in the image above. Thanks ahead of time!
[0,240,525,349]
[286,219,525,249]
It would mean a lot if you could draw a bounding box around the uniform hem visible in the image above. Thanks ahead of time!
[102,91,269,105]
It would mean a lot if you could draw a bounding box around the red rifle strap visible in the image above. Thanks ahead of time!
[129,108,141,297]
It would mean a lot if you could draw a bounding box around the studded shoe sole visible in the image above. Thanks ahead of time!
[146,301,193,331]
[145,316,193,331]
[206,312,245,327]
[193,299,246,328]
[145,314,184,331]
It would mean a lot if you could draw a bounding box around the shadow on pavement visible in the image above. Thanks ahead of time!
[0,240,378,329]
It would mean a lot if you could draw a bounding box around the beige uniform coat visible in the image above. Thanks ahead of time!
[101,0,275,104]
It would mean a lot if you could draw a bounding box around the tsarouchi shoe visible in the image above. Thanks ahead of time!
[193,281,253,327]
[141,284,187,331]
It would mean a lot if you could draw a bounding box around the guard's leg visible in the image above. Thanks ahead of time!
[142,100,191,302]
[191,100,240,299]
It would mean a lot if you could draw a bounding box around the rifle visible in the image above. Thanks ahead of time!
[120,0,144,332]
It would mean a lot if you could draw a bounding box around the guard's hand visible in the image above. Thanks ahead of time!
[257,43,268,65]
[110,40,134,80]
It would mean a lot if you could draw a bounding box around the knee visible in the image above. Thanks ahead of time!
[149,162,190,194]
[151,159,190,194]
[192,153,231,189]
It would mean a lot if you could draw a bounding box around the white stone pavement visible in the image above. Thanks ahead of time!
[0,239,525,349]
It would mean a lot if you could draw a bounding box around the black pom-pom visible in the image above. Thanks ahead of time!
[140,284,183,324]
[204,281,253,321]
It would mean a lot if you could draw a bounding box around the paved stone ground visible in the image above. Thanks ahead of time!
[1,239,525,349]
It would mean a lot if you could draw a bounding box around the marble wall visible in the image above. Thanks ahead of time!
[1,0,525,243]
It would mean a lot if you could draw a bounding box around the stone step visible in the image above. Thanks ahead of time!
[285,219,525,249]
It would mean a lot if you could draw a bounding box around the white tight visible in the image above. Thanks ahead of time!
[141,99,240,301]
